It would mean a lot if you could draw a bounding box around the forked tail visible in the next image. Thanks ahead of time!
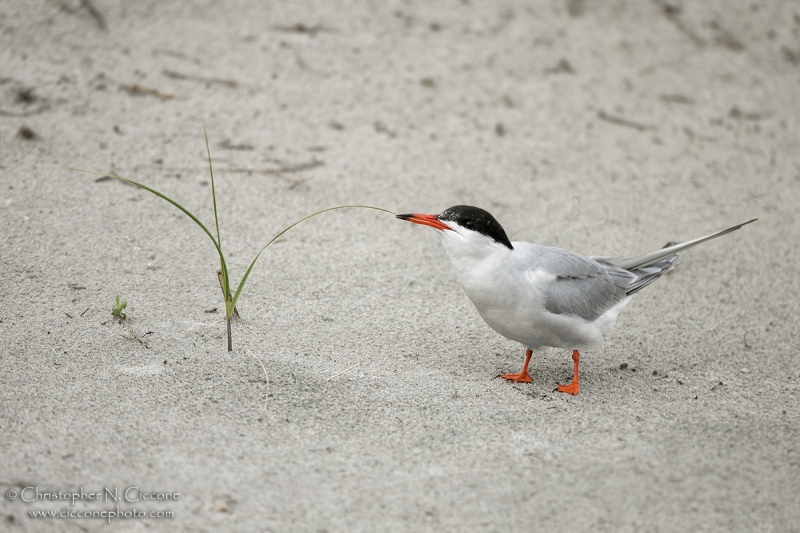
[595,219,757,295]
[623,242,679,295]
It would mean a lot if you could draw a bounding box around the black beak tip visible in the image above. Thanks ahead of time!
[396,213,412,220]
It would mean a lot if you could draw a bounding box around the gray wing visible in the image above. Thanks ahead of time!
[525,245,636,322]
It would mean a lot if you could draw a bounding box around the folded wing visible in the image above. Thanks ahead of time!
[528,219,756,322]
[529,247,635,322]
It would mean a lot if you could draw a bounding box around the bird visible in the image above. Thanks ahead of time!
[397,205,756,395]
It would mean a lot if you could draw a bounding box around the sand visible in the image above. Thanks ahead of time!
[1,1,799,531]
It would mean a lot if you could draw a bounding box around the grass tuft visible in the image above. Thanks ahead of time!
[72,131,394,351]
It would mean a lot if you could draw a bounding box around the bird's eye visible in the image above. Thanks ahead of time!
[465,221,474,229]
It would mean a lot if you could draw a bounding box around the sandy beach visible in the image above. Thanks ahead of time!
[1,1,799,531]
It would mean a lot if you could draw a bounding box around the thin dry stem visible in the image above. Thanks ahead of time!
[326,362,362,381]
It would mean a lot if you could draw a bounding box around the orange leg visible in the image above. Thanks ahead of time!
[500,349,533,383]
[556,350,580,395]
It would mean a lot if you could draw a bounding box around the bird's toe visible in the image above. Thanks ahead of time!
[499,372,532,383]
[556,382,580,395]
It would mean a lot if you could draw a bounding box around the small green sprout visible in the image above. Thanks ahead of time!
[111,295,127,319]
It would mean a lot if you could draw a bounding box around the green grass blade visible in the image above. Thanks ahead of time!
[204,127,222,249]
[229,205,395,312]
[69,166,226,275]
[202,127,233,318]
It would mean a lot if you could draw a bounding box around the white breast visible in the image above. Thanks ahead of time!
[440,232,616,351]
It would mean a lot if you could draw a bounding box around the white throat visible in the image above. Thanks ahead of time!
[439,228,513,285]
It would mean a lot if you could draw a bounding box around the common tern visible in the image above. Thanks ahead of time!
[398,206,756,395]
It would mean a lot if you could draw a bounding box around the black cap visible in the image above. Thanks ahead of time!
[438,205,513,249]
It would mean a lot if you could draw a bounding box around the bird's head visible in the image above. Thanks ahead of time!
[397,205,514,252]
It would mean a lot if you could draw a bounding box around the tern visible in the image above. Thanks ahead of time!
[398,206,756,395]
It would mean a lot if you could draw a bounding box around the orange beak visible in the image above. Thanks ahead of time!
[396,213,451,231]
